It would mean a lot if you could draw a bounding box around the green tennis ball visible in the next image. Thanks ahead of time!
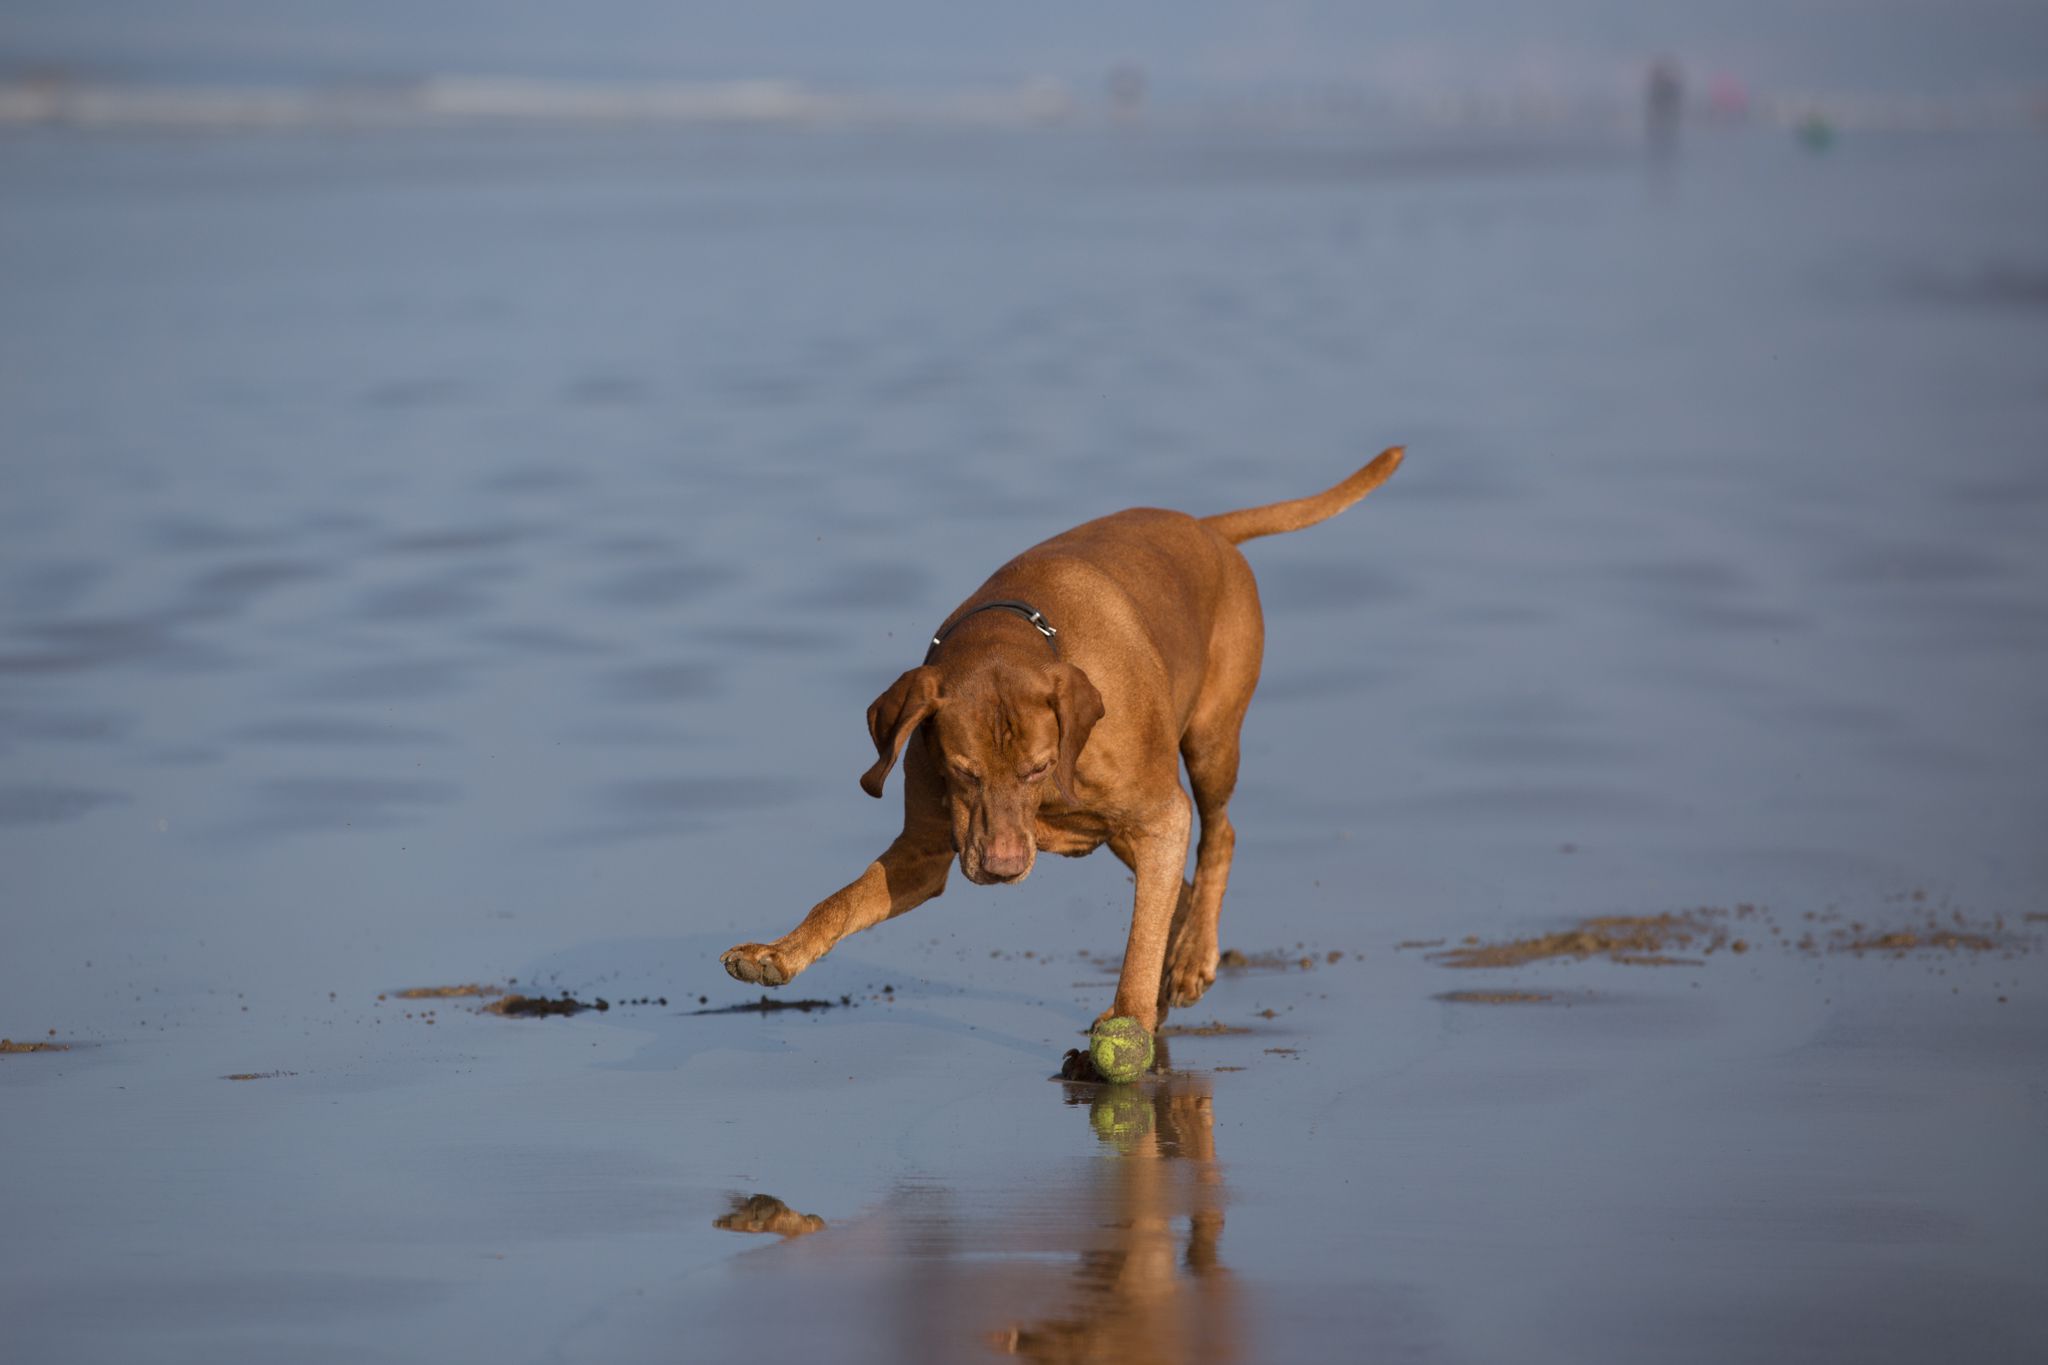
[1089,1016,1154,1084]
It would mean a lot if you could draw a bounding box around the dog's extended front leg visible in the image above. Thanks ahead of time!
[1102,789,1193,1033]
[722,830,951,986]
[724,737,952,987]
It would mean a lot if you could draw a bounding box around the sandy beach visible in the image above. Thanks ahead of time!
[3,120,2046,1362]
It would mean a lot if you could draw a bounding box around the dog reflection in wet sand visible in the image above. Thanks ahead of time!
[714,1192,826,1240]
[990,1066,1239,1364]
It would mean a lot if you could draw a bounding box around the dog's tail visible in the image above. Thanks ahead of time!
[1200,447,1405,546]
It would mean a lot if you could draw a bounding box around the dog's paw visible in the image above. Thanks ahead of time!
[722,943,797,986]
[1162,941,1218,1009]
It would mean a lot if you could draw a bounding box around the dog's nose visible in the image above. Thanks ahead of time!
[981,834,1032,879]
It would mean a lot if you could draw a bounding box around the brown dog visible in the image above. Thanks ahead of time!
[722,447,1404,1033]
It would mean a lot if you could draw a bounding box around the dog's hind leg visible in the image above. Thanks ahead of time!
[1163,565,1262,1011]
[1162,717,1241,1011]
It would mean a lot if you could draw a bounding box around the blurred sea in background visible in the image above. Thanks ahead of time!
[6,109,2044,978]
[3,65,2046,1364]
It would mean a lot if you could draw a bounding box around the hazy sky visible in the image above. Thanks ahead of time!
[3,1,2044,95]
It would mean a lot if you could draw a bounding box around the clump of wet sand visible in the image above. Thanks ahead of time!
[1431,897,2029,970]
[689,994,851,1016]
[488,992,610,1017]
[1,1038,69,1054]
[715,1193,825,1239]
[1431,910,1731,968]
[1838,928,1999,954]
[382,983,672,1017]
[1158,1020,1255,1037]
[1217,946,1355,972]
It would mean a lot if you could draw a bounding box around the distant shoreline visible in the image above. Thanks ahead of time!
[3,73,2041,136]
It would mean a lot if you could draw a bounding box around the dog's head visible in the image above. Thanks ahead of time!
[860,659,1104,885]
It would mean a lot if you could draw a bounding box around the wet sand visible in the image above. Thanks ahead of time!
[11,933,2038,1364]
[5,123,2048,1362]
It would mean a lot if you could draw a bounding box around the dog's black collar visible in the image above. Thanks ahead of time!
[924,600,1059,664]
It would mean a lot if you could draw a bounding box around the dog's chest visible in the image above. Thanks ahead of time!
[1033,807,1112,858]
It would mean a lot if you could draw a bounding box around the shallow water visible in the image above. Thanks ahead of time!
[3,123,2046,1362]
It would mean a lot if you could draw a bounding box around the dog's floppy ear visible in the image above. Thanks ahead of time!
[1048,662,1105,803]
[861,666,943,798]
